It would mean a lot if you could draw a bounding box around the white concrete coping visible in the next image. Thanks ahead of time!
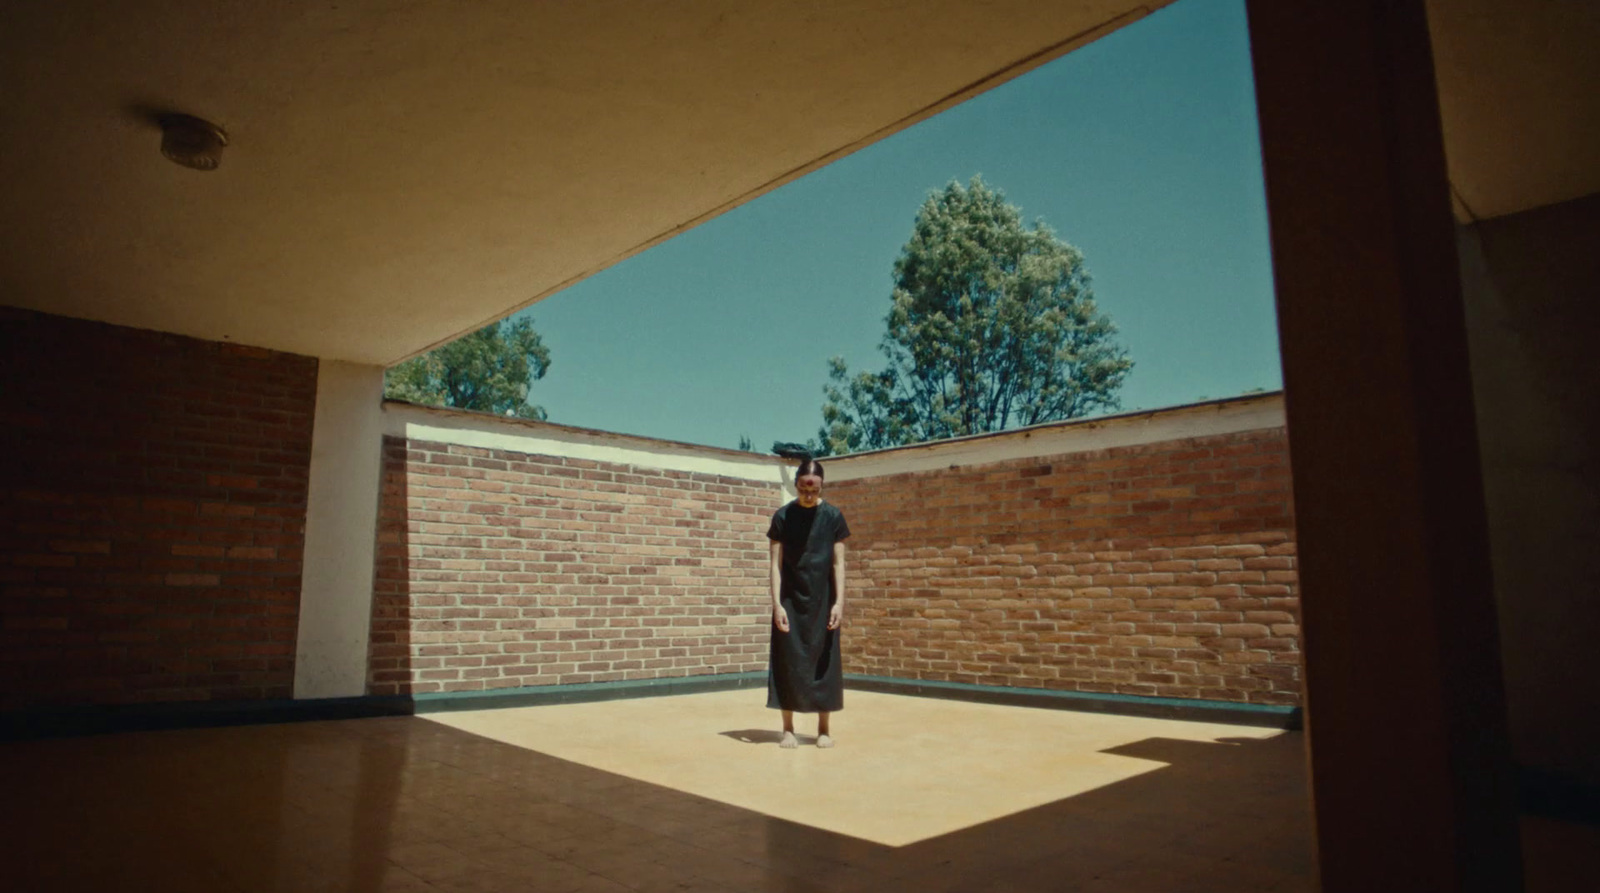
[383,401,792,492]
[382,392,1286,488]
[822,392,1287,482]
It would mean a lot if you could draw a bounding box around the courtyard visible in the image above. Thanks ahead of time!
[4,690,1312,893]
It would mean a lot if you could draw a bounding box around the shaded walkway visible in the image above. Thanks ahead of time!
[3,691,1317,892]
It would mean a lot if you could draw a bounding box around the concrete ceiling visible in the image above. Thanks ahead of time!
[1427,0,1600,222]
[1,1,1594,365]
[0,0,1166,365]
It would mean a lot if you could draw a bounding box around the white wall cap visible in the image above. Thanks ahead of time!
[383,401,792,489]
[823,393,1286,482]
[383,393,1285,490]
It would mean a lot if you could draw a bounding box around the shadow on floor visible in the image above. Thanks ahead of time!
[867,732,1315,892]
[2,713,1321,893]
[719,728,830,746]
[719,728,787,745]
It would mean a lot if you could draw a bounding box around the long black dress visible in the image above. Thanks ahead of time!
[766,499,851,713]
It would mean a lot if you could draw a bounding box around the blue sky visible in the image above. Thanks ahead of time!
[513,0,1279,451]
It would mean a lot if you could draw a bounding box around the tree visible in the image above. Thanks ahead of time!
[384,317,551,419]
[819,176,1132,454]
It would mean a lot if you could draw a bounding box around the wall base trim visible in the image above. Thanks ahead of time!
[0,695,414,741]
[7,673,1310,739]
[845,674,1304,729]
[0,673,769,739]
[411,672,767,714]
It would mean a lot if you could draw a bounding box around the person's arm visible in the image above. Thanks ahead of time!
[828,540,846,630]
[770,540,789,632]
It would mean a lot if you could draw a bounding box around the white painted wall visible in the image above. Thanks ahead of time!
[294,361,386,700]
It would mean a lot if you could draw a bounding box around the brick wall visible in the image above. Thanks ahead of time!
[0,307,317,709]
[828,427,1301,705]
[369,435,776,695]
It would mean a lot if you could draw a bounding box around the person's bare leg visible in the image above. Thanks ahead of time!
[780,710,797,749]
[816,712,834,748]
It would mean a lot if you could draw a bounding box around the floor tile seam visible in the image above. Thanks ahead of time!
[524,788,663,827]
[378,860,437,888]
[435,831,550,855]
[657,835,856,878]
[721,845,890,880]
[579,856,727,893]
[401,840,595,883]
[643,812,762,841]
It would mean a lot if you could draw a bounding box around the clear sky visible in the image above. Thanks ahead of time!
[512,0,1280,451]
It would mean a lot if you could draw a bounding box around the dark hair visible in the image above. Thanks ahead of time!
[795,459,825,481]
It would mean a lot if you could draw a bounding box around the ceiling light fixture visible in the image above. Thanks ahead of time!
[159,114,228,171]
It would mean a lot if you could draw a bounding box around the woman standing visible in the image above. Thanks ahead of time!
[766,458,850,748]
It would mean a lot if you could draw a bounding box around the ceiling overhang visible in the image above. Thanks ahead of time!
[2,1,1594,364]
[0,0,1168,365]
[1426,0,1600,223]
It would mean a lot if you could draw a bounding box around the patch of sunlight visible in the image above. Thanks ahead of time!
[422,689,1282,847]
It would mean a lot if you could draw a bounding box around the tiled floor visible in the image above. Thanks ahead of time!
[426,690,1292,848]
[2,690,1318,892]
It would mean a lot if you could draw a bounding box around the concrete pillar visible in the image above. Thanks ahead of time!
[293,360,386,699]
[1246,1,1522,889]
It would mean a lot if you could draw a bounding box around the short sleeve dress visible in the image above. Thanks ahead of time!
[766,499,851,713]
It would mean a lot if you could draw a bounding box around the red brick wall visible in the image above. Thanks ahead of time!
[828,428,1301,705]
[0,308,317,709]
[369,435,775,695]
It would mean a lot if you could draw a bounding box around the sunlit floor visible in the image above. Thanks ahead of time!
[2,690,1321,892]
[426,689,1288,848]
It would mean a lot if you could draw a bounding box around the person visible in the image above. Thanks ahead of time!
[766,458,850,748]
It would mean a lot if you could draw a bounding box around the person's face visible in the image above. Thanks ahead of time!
[796,473,823,506]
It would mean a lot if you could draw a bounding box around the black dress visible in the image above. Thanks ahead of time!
[766,499,851,712]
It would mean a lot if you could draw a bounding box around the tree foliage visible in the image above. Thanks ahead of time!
[819,176,1132,454]
[384,317,551,420]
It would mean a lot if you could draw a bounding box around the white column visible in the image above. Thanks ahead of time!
[294,360,385,699]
